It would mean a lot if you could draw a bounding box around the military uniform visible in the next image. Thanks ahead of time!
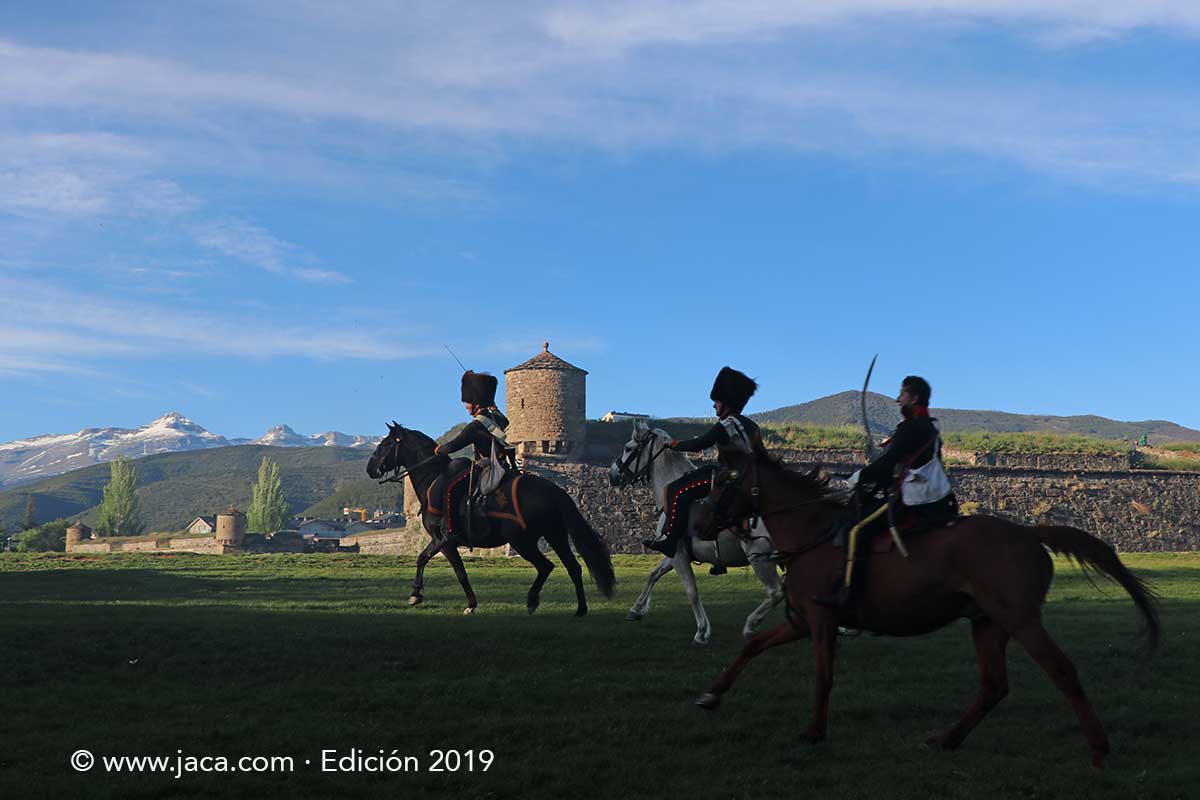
[428,372,513,542]
[645,367,763,558]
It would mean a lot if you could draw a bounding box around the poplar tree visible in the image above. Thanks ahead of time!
[247,456,290,534]
[96,457,144,537]
[21,496,37,531]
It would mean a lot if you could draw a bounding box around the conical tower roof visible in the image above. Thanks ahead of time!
[505,341,588,374]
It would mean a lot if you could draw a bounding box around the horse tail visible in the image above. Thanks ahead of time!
[1035,525,1161,653]
[553,486,616,599]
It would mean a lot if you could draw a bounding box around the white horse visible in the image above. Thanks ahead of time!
[609,420,785,646]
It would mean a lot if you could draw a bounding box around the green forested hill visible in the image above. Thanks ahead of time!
[753,391,1200,443]
[0,446,400,532]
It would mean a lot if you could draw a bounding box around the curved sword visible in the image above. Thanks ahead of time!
[861,354,879,463]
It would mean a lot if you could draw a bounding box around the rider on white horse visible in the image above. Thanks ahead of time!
[643,367,766,566]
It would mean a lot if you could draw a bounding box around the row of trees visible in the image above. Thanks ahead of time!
[12,456,292,551]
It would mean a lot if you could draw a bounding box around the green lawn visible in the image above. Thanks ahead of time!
[1,552,1196,799]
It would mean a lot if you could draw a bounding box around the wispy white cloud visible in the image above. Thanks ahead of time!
[0,275,431,373]
[191,218,353,284]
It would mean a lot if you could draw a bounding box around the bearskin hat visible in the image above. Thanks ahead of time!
[710,366,757,413]
[461,371,498,406]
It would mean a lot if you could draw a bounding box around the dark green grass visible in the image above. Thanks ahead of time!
[1,552,1196,799]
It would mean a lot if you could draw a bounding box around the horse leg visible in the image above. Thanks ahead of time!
[695,619,807,709]
[510,538,555,615]
[627,557,674,621]
[408,537,442,606]
[674,551,712,646]
[802,612,838,744]
[1012,620,1110,768]
[928,616,1010,751]
[742,555,785,639]
[440,544,479,615]
[545,532,589,617]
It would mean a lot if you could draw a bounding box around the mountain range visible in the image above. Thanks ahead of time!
[0,413,377,489]
[752,392,1200,442]
[3,393,1198,493]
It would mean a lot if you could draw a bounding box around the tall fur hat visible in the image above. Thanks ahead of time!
[461,371,498,406]
[710,366,757,413]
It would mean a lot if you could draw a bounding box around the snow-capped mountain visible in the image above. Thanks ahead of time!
[253,425,377,449]
[0,413,378,488]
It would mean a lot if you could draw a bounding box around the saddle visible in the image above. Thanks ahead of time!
[441,468,526,538]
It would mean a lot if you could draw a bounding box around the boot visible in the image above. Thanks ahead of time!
[641,535,677,557]
[709,565,728,576]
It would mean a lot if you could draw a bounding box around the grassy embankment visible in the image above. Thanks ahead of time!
[1,552,1195,799]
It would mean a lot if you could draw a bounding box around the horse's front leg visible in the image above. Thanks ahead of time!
[673,551,711,646]
[801,609,839,744]
[627,557,674,621]
[441,544,479,614]
[408,535,443,606]
[742,542,785,639]
[696,617,808,709]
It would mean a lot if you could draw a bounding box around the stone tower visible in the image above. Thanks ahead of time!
[505,342,587,457]
[214,506,247,546]
[65,521,91,550]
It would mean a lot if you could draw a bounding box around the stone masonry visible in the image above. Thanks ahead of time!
[505,342,587,457]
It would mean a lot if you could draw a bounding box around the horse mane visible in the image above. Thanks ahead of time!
[397,424,437,456]
[757,450,848,507]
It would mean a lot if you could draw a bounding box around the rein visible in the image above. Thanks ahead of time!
[376,446,442,484]
[613,432,670,487]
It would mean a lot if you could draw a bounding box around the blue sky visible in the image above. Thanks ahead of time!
[3,2,1200,443]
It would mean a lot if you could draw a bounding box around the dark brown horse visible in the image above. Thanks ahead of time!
[692,451,1160,767]
[366,422,615,616]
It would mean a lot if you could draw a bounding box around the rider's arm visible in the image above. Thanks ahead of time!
[669,423,730,453]
[859,421,918,488]
[435,421,482,456]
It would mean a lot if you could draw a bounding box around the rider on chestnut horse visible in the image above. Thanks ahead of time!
[642,367,767,569]
[821,374,959,607]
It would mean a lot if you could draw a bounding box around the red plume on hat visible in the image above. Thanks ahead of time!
[710,367,757,413]
[461,371,498,406]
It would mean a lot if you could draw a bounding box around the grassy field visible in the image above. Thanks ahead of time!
[1,552,1196,800]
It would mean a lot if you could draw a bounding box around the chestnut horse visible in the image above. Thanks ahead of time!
[692,451,1160,767]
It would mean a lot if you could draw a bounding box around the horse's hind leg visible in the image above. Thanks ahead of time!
[441,545,479,614]
[1013,620,1110,768]
[695,619,808,709]
[510,538,555,615]
[627,557,674,621]
[545,532,589,617]
[929,617,1010,751]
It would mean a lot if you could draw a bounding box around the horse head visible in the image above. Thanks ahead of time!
[609,419,668,487]
[366,421,439,480]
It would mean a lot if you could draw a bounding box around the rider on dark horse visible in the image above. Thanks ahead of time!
[428,371,516,545]
[821,374,959,607]
[642,367,766,568]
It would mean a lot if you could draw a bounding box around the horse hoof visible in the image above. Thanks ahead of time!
[527,603,539,615]
[798,728,826,745]
[694,693,721,710]
[408,595,423,607]
[463,606,476,615]
[626,611,643,621]
[575,607,588,617]
[742,628,756,640]
[691,637,710,648]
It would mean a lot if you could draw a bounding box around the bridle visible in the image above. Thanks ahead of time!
[374,436,441,484]
[698,459,851,541]
[612,429,670,487]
